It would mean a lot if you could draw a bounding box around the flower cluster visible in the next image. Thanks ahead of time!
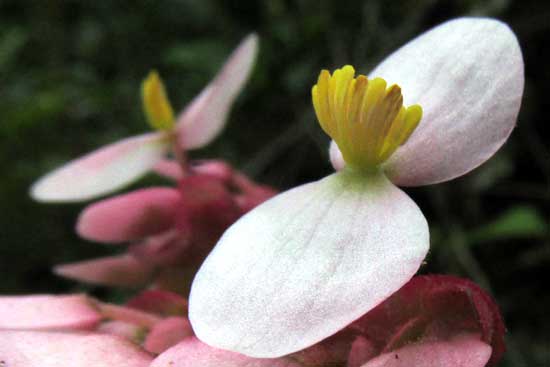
[1,17,523,367]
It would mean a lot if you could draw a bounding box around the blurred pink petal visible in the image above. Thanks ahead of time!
[150,337,302,367]
[0,294,100,331]
[97,320,145,342]
[129,229,191,267]
[131,174,242,267]
[98,303,160,328]
[190,172,428,357]
[31,132,169,202]
[153,159,184,180]
[361,334,492,367]
[377,18,523,186]
[126,290,188,317]
[77,187,182,243]
[0,330,153,367]
[144,317,194,354]
[190,160,234,181]
[54,254,155,287]
[176,34,258,149]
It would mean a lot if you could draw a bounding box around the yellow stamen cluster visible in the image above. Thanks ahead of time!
[312,65,422,171]
[141,70,175,131]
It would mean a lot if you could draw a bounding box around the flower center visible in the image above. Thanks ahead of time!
[141,70,175,131]
[312,65,422,171]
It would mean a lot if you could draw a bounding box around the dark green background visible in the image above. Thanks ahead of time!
[0,1,548,366]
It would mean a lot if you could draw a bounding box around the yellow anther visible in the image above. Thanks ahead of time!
[312,65,422,171]
[141,70,175,131]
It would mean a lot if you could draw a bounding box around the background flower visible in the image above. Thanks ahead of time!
[29,34,258,202]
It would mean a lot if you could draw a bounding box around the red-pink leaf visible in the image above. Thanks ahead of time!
[361,334,491,367]
[350,275,506,367]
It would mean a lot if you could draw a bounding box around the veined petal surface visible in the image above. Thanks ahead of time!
[77,187,182,243]
[189,171,429,357]
[373,17,524,186]
[31,132,169,202]
[0,294,100,331]
[0,331,152,367]
[176,34,258,149]
[150,337,302,367]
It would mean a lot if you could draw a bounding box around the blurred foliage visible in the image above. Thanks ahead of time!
[0,1,549,366]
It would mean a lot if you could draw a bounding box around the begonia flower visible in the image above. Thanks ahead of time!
[30,34,258,202]
[54,160,275,290]
[188,17,524,357]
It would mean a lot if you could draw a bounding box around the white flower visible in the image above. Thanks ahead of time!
[188,17,524,358]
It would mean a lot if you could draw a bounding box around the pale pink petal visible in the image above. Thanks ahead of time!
[0,294,100,331]
[153,159,184,181]
[77,188,182,243]
[373,18,524,186]
[150,337,302,367]
[129,229,191,267]
[191,160,233,181]
[144,317,194,354]
[0,330,152,367]
[97,320,145,342]
[189,172,429,357]
[176,34,258,149]
[98,303,160,328]
[31,132,169,202]
[54,254,155,287]
[361,334,492,367]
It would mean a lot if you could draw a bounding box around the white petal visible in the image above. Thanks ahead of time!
[176,34,259,149]
[371,17,524,186]
[189,171,429,357]
[31,132,169,202]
